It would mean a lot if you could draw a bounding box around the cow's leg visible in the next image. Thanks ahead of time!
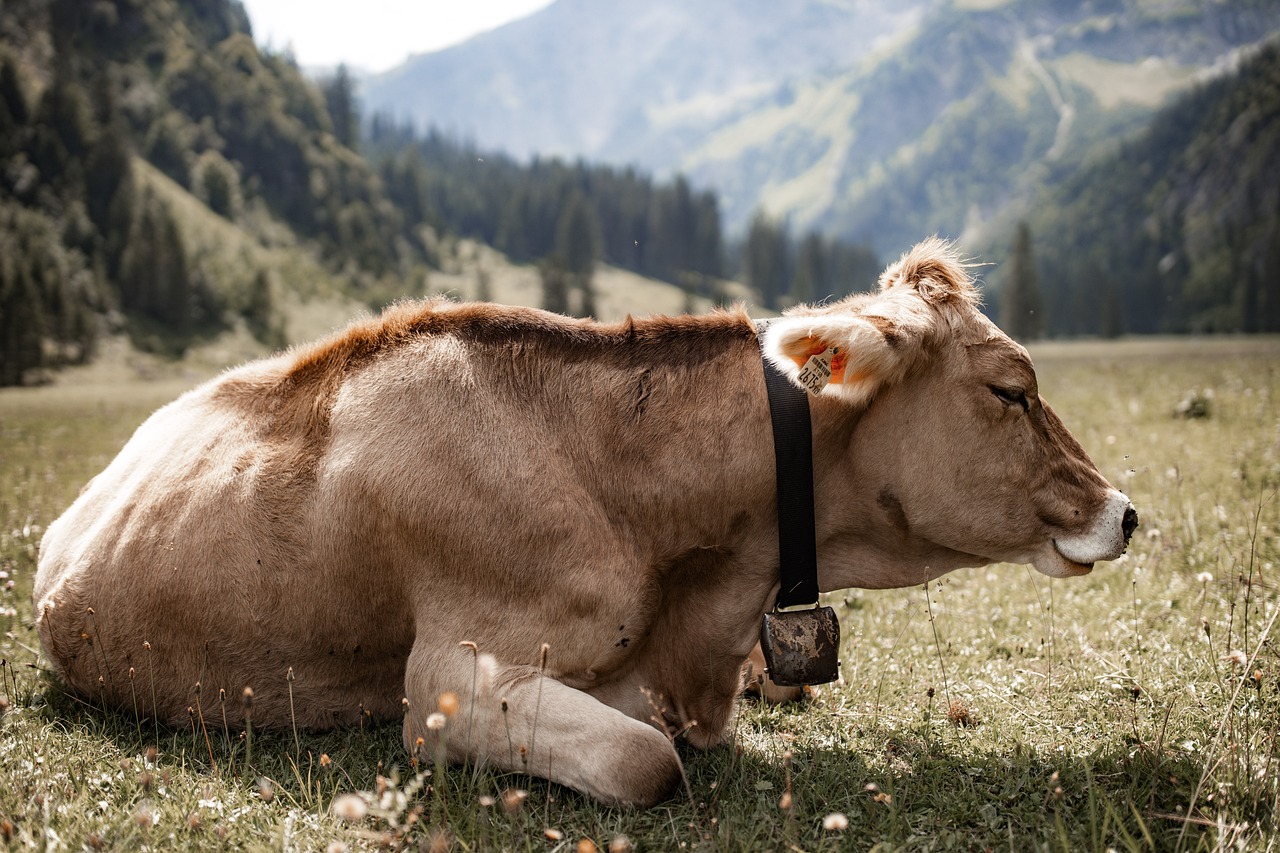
[402,644,683,806]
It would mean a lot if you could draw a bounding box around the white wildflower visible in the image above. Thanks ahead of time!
[822,812,850,831]
[330,793,367,822]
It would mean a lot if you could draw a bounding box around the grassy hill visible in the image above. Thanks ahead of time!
[0,0,747,386]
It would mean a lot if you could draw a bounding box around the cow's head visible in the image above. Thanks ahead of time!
[762,238,1137,585]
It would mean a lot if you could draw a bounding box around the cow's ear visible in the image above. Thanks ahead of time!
[761,309,921,402]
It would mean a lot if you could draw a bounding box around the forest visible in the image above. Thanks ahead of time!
[0,0,878,386]
[0,0,1276,386]
[1007,38,1280,337]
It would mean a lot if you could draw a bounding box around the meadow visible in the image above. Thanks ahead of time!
[0,336,1277,852]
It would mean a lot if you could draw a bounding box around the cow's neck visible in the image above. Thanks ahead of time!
[808,395,987,590]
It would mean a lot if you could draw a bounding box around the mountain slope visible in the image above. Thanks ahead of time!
[1004,37,1280,336]
[363,0,1280,255]
[363,0,933,166]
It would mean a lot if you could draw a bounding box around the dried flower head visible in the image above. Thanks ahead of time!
[331,793,368,822]
[501,788,529,815]
[427,827,453,853]
[438,691,460,717]
[946,698,974,727]
[325,842,349,853]
[426,712,447,731]
[1223,649,1248,667]
[320,753,331,768]
[256,778,274,802]
[577,839,599,853]
[607,836,634,853]
[1197,572,1214,584]
[544,828,564,842]
[822,812,849,831]
[778,791,793,812]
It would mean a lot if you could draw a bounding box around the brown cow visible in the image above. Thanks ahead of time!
[33,239,1135,805]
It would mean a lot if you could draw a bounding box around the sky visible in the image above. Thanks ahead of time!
[237,0,556,73]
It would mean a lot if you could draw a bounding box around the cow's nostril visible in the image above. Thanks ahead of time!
[1121,505,1139,542]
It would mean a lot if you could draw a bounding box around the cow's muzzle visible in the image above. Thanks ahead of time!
[1053,490,1137,566]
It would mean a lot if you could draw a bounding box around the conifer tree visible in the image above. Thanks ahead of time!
[540,254,570,315]
[1000,222,1045,340]
[555,191,600,278]
[0,258,46,386]
[744,211,789,310]
[791,233,827,304]
[323,64,359,150]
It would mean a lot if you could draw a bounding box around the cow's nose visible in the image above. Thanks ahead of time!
[1121,505,1139,544]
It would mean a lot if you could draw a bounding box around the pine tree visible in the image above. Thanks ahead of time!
[1000,222,1045,340]
[323,64,359,150]
[555,191,600,277]
[245,269,285,349]
[0,259,47,386]
[540,254,570,315]
[791,233,827,305]
[744,211,789,310]
[0,53,28,127]
[85,120,132,234]
[1099,276,1125,339]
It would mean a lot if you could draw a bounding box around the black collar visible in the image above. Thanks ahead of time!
[757,324,820,608]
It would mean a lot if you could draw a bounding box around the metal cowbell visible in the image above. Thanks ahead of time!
[759,605,840,687]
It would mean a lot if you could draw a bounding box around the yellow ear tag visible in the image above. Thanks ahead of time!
[796,347,838,395]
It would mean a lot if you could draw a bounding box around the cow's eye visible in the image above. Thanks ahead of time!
[990,386,1028,410]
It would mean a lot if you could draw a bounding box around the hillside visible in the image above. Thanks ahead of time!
[998,38,1280,336]
[0,0,747,386]
[365,0,932,168]
[363,0,1280,255]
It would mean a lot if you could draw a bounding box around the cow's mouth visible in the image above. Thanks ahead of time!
[1029,541,1096,578]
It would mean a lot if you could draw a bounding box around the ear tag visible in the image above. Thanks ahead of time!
[760,606,841,686]
[795,348,837,395]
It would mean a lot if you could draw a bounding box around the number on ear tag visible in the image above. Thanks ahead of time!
[796,349,835,395]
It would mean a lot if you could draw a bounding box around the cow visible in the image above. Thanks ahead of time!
[33,239,1136,806]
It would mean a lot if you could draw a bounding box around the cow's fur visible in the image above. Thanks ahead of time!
[34,239,1133,805]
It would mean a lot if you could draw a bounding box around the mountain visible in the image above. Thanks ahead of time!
[363,0,1280,256]
[1003,37,1280,336]
[0,0,724,386]
[365,0,932,167]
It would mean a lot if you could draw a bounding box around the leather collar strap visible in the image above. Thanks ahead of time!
[757,323,821,608]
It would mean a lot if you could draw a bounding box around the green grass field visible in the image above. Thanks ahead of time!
[1,337,1277,852]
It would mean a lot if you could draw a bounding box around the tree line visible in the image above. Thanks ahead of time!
[0,0,881,386]
[366,112,882,315]
[992,37,1280,338]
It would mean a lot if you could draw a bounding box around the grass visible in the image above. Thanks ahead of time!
[1,336,1278,851]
